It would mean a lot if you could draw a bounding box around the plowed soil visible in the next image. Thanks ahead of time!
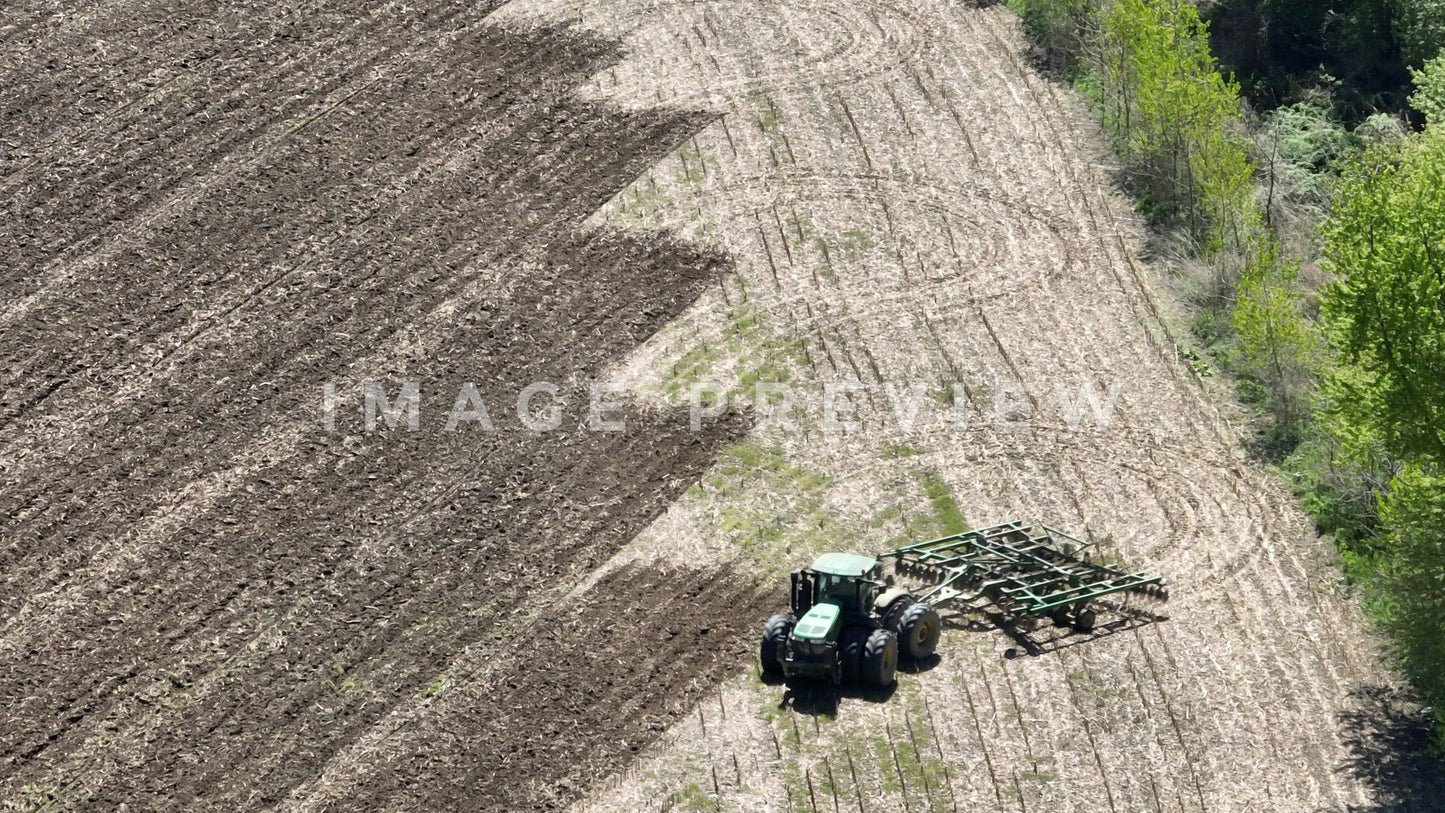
[0,5,762,810]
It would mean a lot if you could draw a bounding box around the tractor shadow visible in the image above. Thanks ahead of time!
[760,657,941,717]
[1336,685,1445,812]
[944,600,1170,659]
[774,679,897,717]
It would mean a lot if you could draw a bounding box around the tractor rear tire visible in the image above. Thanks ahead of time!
[760,613,794,676]
[840,627,868,684]
[879,593,915,632]
[896,602,942,660]
[861,629,898,688]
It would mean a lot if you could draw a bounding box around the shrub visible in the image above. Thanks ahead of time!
[1409,51,1445,125]
[1263,95,1354,210]
[1231,233,1319,434]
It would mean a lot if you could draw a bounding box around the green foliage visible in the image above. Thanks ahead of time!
[1395,0,1445,68]
[1235,377,1270,405]
[1266,96,1355,209]
[1373,465,1445,738]
[1205,0,1419,123]
[1284,399,1396,546]
[1271,96,1354,172]
[1410,51,1445,126]
[1322,131,1445,465]
[1318,116,1445,737]
[1231,233,1320,436]
[1091,0,1257,250]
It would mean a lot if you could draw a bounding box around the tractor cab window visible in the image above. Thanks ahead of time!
[818,574,855,607]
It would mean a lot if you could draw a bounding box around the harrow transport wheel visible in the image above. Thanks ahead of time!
[897,602,941,659]
[840,627,868,684]
[760,613,794,676]
[1072,607,1097,634]
[862,629,898,688]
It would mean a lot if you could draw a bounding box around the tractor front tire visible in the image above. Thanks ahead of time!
[760,613,794,676]
[861,629,898,688]
[897,602,942,660]
[840,627,868,684]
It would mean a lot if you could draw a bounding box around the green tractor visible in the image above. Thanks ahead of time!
[758,552,942,688]
[760,523,1170,687]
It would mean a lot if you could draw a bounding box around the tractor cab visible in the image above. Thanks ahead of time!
[789,552,882,619]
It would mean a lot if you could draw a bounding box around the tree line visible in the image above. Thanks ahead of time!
[1010,0,1445,746]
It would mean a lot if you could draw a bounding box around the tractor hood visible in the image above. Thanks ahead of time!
[791,602,841,641]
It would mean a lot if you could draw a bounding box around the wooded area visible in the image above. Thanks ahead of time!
[1013,0,1445,747]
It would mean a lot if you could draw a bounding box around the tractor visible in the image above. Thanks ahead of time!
[758,552,942,688]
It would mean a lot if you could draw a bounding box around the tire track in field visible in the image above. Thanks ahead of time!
[558,0,1395,810]
[578,0,928,104]
[943,18,1374,807]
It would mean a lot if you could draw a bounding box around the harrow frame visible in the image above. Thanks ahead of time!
[884,520,1168,626]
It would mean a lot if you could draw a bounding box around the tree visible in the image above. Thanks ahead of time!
[1396,0,1445,69]
[1321,130,1445,465]
[1013,0,1092,75]
[1205,0,1430,123]
[1318,49,1445,747]
[1090,0,1256,251]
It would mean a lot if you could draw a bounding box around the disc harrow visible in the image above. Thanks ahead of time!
[885,520,1168,632]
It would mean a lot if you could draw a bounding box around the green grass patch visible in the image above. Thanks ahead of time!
[889,469,969,547]
[692,441,870,569]
[663,781,715,812]
[917,471,968,536]
[752,91,783,134]
[880,441,923,459]
[660,304,808,404]
[616,176,669,225]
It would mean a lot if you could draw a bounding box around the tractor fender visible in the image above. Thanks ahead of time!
[873,588,914,625]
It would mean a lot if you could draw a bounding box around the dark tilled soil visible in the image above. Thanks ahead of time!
[0,4,756,809]
[312,564,776,812]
